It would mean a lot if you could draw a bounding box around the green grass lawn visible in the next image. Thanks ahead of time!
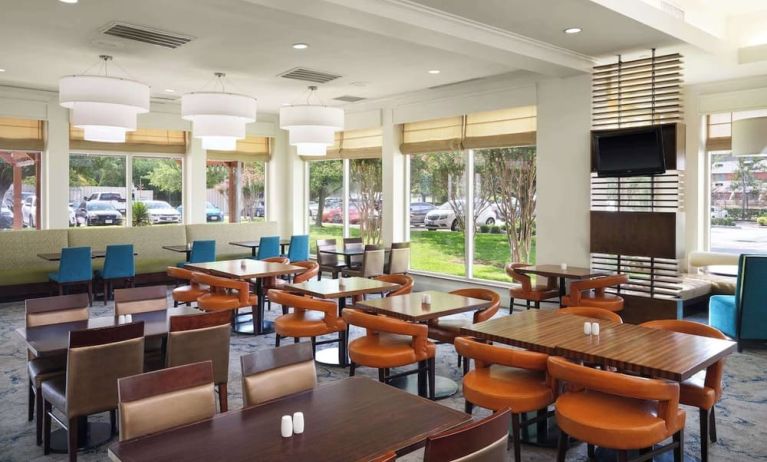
[309,224,535,283]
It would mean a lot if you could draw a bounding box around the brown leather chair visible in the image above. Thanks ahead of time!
[114,285,168,371]
[455,337,554,462]
[343,244,385,278]
[269,289,347,364]
[317,239,346,279]
[558,306,623,323]
[193,272,259,331]
[641,320,727,462]
[343,308,436,399]
[385,242,410,274]
[25,294,89,446]
[548,355,686,462]
[351,273,414,304]
[424,408,512,462]
[166,266,208,307]
[117,361,216,441]
[167,310,231,412]
[506,263,559,310]
[428,289,501,375]
[240,343,317,407]
[42,322,145,461]
[562,274,629,312]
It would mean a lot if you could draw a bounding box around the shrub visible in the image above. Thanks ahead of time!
[132,202,151,227]
[489,225,502,234]
[758,216,767,227]
[711,217,735,227]
[479,224,490,234]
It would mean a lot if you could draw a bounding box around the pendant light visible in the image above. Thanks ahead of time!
[182,72,257,151]
[280,86,344,156]
[59,55,150,143]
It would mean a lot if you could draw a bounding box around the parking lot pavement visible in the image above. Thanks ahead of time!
[711,221,767,254]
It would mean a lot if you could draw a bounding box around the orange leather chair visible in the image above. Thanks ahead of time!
[343,308,436,399]
[506,263,559,310]
[351,273,414,304]
[558,306,623,323]
[193,272,258,331]
[424,408,511,462]
[428,289,500,375]
[278,261,321,314]
[562,274,628,312]
[455,337,554,462]
[166,266,208,307]
[548,356,686,462]
[269,289,348,364]
[641,320,726,462]
[260,256,289,311]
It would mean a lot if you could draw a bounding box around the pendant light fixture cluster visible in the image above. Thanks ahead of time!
[280,85,344,156]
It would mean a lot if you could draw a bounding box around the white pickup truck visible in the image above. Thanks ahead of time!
[86,192,127,215]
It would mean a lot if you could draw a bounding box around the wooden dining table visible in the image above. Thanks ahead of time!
[319,245,391,267]
[162,244,192,261]
[514,264,604,306]
[107,377,471,462]
[229,239,291,257]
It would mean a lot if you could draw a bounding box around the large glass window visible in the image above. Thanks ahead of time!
[308,159,343,252]
[349,158,383,243]
[240,161,266,222]
[69,154,127,227]
[206,161,234,223]
[132,157,183,225]
[0,152,41,230]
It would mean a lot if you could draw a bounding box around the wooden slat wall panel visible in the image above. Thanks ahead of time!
[590,172,684,212]
[591,253,682,299]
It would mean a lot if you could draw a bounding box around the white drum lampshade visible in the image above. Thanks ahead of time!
[732,116,767,156]
[280,102,344,156]
[182,91,257,151]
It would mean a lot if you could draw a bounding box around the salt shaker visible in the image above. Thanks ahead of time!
[281,415,293,438]
[560,262,568,271]
[591,322,600,336]
[293,412,304,434]
[422,293,432,305]
[583,321,592,335]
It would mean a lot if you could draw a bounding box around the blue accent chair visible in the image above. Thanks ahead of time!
[48,247,94,305]
[255,236,280,260]
[97,244,135,305]
[178,240,216,267]
[285,234,309,262]
[709,254,767,352]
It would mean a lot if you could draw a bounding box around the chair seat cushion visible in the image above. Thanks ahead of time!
[197,293,257,312]
[172,285,208,304]
[555,390,686,450]
[463,365,553,413]
[563,293,624,312]
[709,295,737,339]
[274,311,338,337]
[510,286,559,302]
[349,333,435,369]
[428,318,470,344]
[679,371,716,410]
[28,355,66,387]
[41,376,68,414]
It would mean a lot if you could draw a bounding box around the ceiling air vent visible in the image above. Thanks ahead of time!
[333,95,365,103]
[279,67,341,84]
[101,22,193,49]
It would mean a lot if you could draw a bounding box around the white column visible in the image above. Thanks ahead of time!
[184,138,207,224]
[43,103,70,230]
[381,109,406,245]
[268,127,296,237]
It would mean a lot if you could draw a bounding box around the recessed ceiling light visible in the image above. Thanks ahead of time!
[59,0,78,3]
[164,88,175,93]
[292,43,309,50]
[428,69,440,75]
[563,27,582,34]
[0,69,5,73]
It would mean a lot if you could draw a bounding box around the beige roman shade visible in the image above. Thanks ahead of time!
[400,116,463,154]
[316,127,382,160]
[706,113,732,151]
[0,117,44,151]
[463,106,536,149]
[70,127,187,154]
[207,136,272,162]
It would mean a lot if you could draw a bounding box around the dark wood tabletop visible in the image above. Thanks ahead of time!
[514,264,602,280]
[107,377,470,462]
[162,245,191,253]
[185,259,305,279]
[37,250,138,261]
[355,291,492,322]
[15,306,201,358]
[229,239,290,249]
[284,277,401,299]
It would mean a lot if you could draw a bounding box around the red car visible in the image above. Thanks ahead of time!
[322,206,360,224]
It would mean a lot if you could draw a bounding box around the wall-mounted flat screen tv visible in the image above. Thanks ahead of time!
[593,126,666,177]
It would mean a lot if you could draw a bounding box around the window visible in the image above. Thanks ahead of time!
[349,158,382,243]
[0,152,41,230]
[133,157,183,225]
[308,159,343,252]
[206,161,235,223]
[240,161,266,222]
[69,154,128,227]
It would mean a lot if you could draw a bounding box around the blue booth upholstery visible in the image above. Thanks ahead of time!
[285,234,309,262]
[255,236,280,260]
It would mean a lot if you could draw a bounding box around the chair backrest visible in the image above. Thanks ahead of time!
[166,266,195,283]
[736,254,767,339]
[25,293,89,328]
[287,234,309,262]
[387,242,410,274]
[293,261,320,283]
[66,322,145,418]
[558,306,623,323]
[118,361,216,441]
[58,246,93,283]
[362,244,385,277]
[240,343,317,407]
[103,244,135,279]
[424,408,511,462]
[256,236,281,260]
[268,289,345,330]
[316,239,337,265]
[114,285,168,316]
[375,274,414,297]
[449,288,501,323]
[455,336,548,371]
[167,311,231,386]
[344,237,364,266]
[342,309,428,345]
[687,251,738,273]
[189,240,216,264]
[263,256,289,264]
[505,262,533,291]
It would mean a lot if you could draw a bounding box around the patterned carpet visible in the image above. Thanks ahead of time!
[0,290,765,461]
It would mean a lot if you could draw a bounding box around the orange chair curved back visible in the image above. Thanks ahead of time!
[558,306,623,323]
[192,272,252,311]
[375,274,414,297]
[342,308,433,362]
[565,274,628,311]
[292,261,320,284]
[449,288,500,323]
[268,289,345,332]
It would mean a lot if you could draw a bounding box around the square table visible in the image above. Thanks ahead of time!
[185,259,305,335]
[229,239,291,257]
[162,244,192,262]
[283,277,402,367]
[514,264,604,306]
[107,377,470,462]
[37,250,138,261]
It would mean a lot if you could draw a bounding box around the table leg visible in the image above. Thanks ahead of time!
[559,277,566,307]
[48,416,112,454]
[388,375,458,400]
[251,247,256,257]
[314,296,348,367]
[232,278,274,335]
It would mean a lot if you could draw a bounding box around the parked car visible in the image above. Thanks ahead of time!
[322,205,361,224]
[22,195,37,228]
[254,201,265,217]
[68,205,76,227]
[2,190,33,211]
[86,192,127,215]
[142,200,181,224]
[0,206,12,229]
[424,200,497,231]
[410,202,436,225]
[75,200,124,226]
[176,202,223,222]
[711,207,728,220]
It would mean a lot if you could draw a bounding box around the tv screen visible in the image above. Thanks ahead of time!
[594,126,666,177]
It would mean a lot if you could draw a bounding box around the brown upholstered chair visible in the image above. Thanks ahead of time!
[317,239,346,279]
[343,244,385,278]
[42,322,145,461]
[25,294,90,446]
[240,343,317,407]
[369,452,397,462]
[269,289,347,364]
[117,361,216,441]
[558,306,623,323]
[193,272,259,331]
[343,237,365,268]
[562,274,629,312]
[506,263,560,310]
[167,310,231,412]
[641,320,727,462]
[455,337,554,462]
[343,308,436,399]
[548,356,686,462]
[351,273,414,304]
[424,408,512,462]
[385,242,410,274]
[114,285,168,371]
[166,266,208,307]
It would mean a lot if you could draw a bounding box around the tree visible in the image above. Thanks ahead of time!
[144,160,182,195]
[69,155,126,187]
[350,159,382,244]
[241,161,265,221]
[730,158,763,220]
[309,160,343,227]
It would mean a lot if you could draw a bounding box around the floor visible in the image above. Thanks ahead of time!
[1,292,766,461]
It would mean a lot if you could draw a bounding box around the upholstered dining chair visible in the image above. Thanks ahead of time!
[562,273,629,312]
[49,246,94,305]
[317,238,346,280]
[25,293,90,446]
[454,337,554,462]
[167,310,232,412]
[42,322,145,461]
[259,256,290,312]
[342,244,385,278]
[97,244,135,304]
[114,285,168,370]
[343,308,436,399]
[343,237,364,268]
[505,263,559,311]
[385,242,410,275]
[558,306,623,323]
[255,235,280,260]
[177,240,215,267]
[278,261,320,314]
[424,408,512,462]
[166,266,209,307]
[369,452,397,462]
[285,234,310,262]
[193,272,258,331]
[240,343,317,407]
[350,273,414,304]
[117,361,216,441]
[641,319,727,462]
[548,356,686,462]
